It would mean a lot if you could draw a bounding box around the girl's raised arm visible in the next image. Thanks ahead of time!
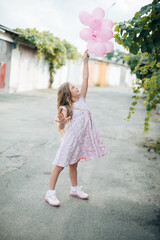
[80,50,90,99]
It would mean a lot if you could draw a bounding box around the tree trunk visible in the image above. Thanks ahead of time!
[48,71,53,88]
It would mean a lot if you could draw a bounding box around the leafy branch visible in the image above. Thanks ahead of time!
[15,28,80,88]
[113,0,160,137]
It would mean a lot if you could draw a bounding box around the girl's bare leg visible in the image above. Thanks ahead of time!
[69,161,78,187]
[49,165,64,190]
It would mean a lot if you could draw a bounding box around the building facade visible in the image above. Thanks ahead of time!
[0,25,135,94]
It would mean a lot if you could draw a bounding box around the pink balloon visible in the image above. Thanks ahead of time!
[80,28,92,41]
[89,18,102,31]
[102,19,114,29]
[92,42,107,57]
[104,41,114,53]
[79,8,114,55]
[95,36,102,42]
[98,27,113,41]
[92,8,105,20]
[79,11,92,26]
[87,40,96,53]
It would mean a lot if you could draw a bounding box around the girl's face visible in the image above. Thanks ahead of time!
[69,82,80,98]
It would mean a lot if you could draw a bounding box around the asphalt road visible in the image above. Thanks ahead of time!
[0,86,160,240]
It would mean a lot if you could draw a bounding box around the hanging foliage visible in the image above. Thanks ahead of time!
[113,0,160,143]
[15,28,80,88]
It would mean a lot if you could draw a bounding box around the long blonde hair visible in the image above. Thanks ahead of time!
[55,82,73,136]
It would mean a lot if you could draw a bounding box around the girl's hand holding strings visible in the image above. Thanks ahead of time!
[55,112,71,128]
[83,49,90,62]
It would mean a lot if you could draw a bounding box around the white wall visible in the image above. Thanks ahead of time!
[9,44,50,93]
[9,43,135,93]
[9,46,20,93]
[52,60,136,89]
[52,60,83,89]
[107,63,121,86]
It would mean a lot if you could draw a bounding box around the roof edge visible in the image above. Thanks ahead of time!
[0,24,19,35]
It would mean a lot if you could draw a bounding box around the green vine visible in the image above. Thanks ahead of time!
[113,0,160,138]
[15,28,81,88]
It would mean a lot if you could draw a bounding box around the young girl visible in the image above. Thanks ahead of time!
[45,50,107,207]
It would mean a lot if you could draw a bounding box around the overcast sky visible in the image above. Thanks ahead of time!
[0,0,152,54]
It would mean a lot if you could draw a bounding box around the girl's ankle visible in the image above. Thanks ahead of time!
[48,189,56,194]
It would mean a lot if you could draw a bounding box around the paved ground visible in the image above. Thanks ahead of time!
[0,86,160,240]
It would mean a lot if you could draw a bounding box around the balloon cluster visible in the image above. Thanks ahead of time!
[79,8,114,57]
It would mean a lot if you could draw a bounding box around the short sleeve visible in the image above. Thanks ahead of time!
[59,106,67,111]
